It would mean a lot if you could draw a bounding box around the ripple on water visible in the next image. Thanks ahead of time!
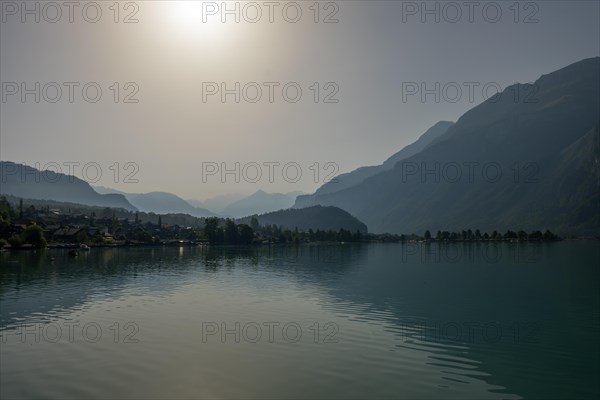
[1,244,598,399]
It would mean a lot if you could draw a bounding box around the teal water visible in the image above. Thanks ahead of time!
[1,242,598,399]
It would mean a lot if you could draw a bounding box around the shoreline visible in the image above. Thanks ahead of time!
[2,237,594,253]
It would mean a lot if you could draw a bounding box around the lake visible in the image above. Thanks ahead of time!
[1,242,598,399]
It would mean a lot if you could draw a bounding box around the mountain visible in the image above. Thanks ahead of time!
[238,206,368,233]
[293,57,600,235]
[295,121,454,206]
[93,185,126,195]
[197,193,245,214]
[186,199,207,209]
[0,162,136,211]
[125,192,217,218]
[222,190,302,218]
[285,190,305,199]
[549,121,600,233]
[93,186,216,218]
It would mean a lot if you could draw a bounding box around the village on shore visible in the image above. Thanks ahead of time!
[0,196,563,251]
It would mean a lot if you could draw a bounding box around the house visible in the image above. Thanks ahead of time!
[43,225,61,238]
[52,227,85,242]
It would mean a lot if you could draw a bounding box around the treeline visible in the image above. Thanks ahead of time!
[238,206,368,234]
[202,217,365,245]
[422,229,560,242]
[3,225,47,248]
[203,217,254,245]
[1,196,564,250]
[254,220,364,243]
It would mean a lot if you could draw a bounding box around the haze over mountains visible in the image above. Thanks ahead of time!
[0,163,304,220]
[299,121,455,198]
[2,58,598,235]
[294,57,600,235]
[187,194,245,214]
[222,190,303,218]
[93,186,217,218]
[93,187,302,218]
[0,162,137,211]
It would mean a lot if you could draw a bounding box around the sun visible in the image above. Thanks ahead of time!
[168,1,228,40]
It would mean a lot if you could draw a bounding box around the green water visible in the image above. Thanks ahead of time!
[1,242,598,399]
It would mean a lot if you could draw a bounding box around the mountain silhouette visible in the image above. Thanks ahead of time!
[293,57,600,235]
[0,162,136,211]
[93,186,216,217]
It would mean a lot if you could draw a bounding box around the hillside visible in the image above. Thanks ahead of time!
[0,162,136,211]
[293,57,600,235]
[238,205,368,233]
[94,187,217,218]
[296,121,454,205]
[223,190,301,218]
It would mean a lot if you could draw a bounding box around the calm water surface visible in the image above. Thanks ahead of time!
[1,242,599,399]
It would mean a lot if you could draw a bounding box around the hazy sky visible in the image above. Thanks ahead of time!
[1,0,599,200]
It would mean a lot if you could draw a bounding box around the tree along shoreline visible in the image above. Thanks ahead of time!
[1,196,568,252]
[1,225,568,252]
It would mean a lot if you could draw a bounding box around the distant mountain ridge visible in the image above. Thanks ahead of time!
[295,121,454,206]
[222,190,302,218]
[294,57,600,235]
[3,59,597,235]
[92,186,305,219]
[93,186,217,218]
[190,193,244,213]
[0,162,136,211]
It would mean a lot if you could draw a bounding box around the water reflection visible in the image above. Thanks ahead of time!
[1,242,598,399]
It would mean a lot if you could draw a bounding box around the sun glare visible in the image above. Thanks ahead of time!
[168,1,228,40]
